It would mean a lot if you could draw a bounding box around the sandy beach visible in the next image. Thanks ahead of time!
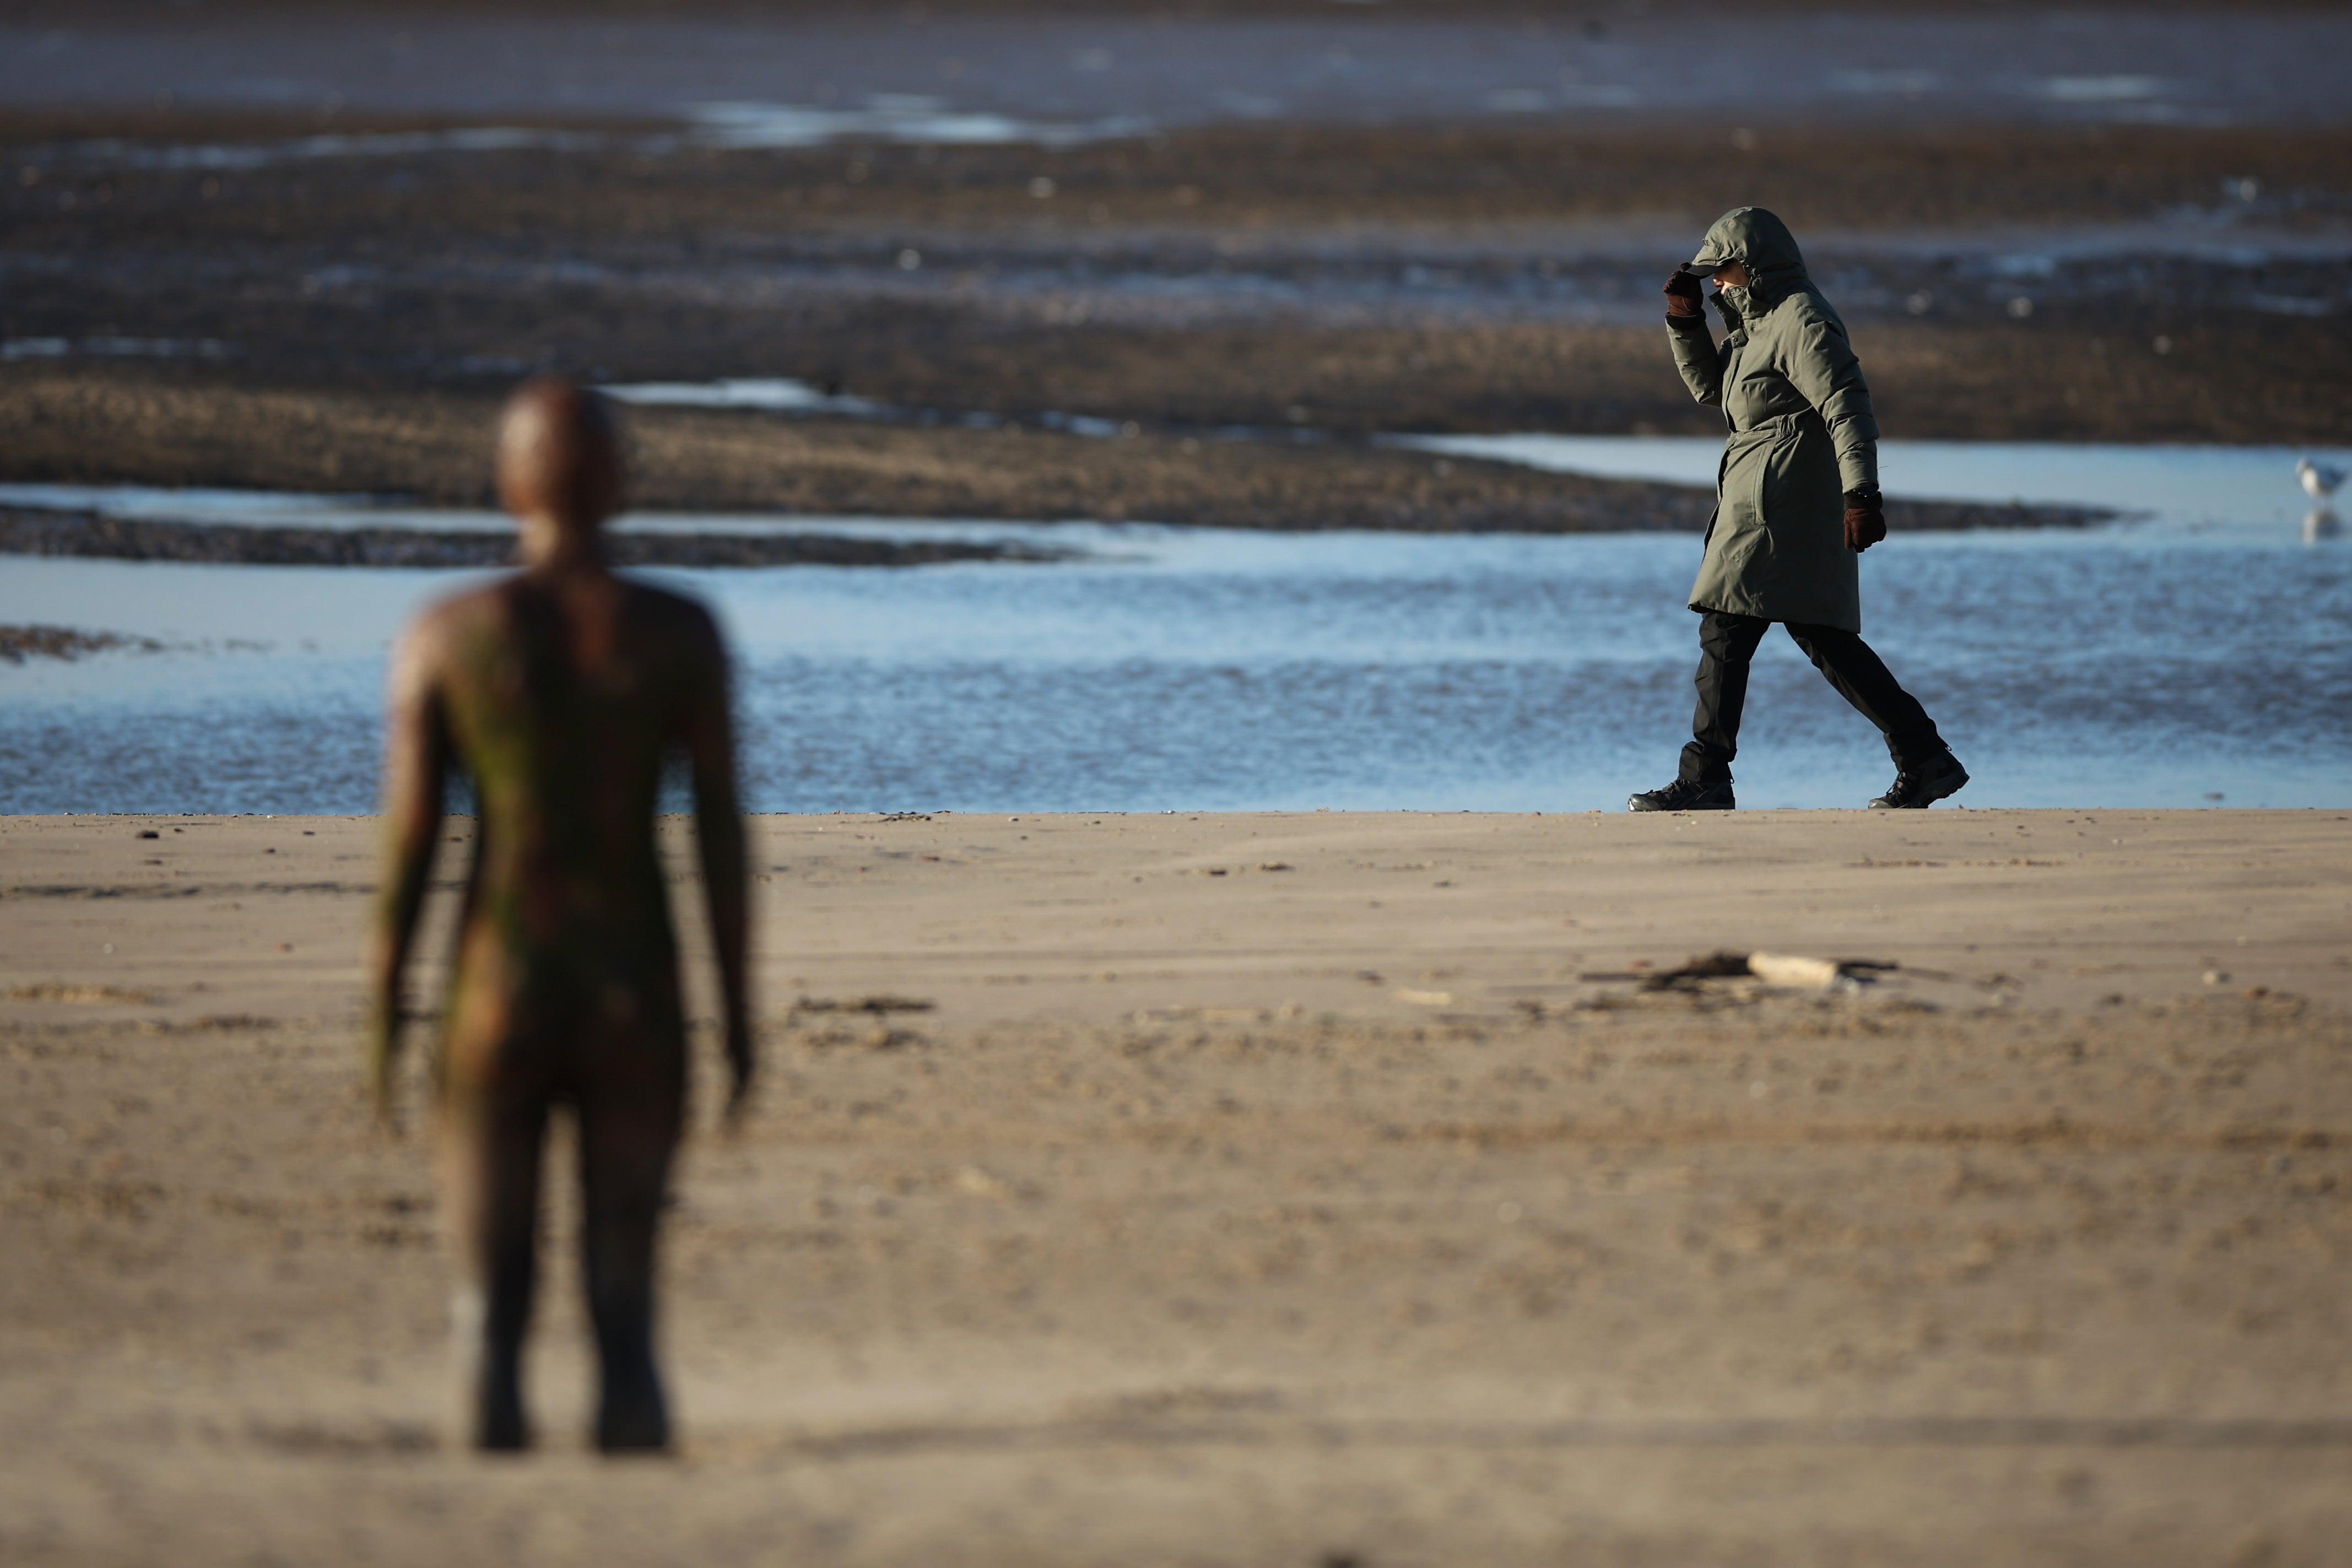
[4,808,2348,1564]
[4,6,2349,1557]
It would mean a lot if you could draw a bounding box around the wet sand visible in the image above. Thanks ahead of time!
[10,4,2351,538]
[0,503,1079,569]
[4,809,2348,1564]
[0,375,2101,538]
[8,111,2346,529]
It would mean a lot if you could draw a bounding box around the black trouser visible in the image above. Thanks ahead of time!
[1679,611,1945,786]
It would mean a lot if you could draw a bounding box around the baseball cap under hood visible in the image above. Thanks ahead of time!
[1683,206,1807,285]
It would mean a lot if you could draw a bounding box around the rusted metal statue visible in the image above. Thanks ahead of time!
[369,378,751,1452]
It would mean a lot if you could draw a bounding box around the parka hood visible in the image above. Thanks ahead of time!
[1690,207,1808,306]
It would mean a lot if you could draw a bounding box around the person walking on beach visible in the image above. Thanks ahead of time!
[1628,207,1967,812]
[369,379,752,1452]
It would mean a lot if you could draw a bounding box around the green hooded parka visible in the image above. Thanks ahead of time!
[1670,207,1879,631]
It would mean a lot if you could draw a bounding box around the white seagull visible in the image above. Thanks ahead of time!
[2299,457,2345,500]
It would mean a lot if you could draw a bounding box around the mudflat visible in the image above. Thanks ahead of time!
[7,111,2349,533]
[4,809,2348,1564]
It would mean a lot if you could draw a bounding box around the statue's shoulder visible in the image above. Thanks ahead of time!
[615,578,728,679]
[620,577,720,637]
[397,574,511,660]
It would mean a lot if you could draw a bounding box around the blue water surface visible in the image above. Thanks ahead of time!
[1,445,2346,814]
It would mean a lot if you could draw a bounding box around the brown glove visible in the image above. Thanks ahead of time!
[1843,488,1886,553]
[1663,268,1707,331]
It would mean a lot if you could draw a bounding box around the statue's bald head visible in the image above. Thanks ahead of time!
[496,377,623,534]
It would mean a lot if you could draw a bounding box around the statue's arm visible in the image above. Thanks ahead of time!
[683,608,753,1120]
[368,619,451,1129]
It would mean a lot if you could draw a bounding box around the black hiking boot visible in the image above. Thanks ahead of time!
[1627,778,1737,813]
[1868,751,1970,809]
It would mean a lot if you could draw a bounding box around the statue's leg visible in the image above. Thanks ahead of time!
[441,1086,549,1451]
[575,1047,683,1453]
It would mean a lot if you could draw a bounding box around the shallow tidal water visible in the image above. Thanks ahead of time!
[1,442,2346,815]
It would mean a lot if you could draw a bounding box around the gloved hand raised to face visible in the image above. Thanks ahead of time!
[1662,268,1707,326]
[1843,488,1888,553]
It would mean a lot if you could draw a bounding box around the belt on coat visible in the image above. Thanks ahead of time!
[1722,409,1825,445]
[1705,409,1827,543]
